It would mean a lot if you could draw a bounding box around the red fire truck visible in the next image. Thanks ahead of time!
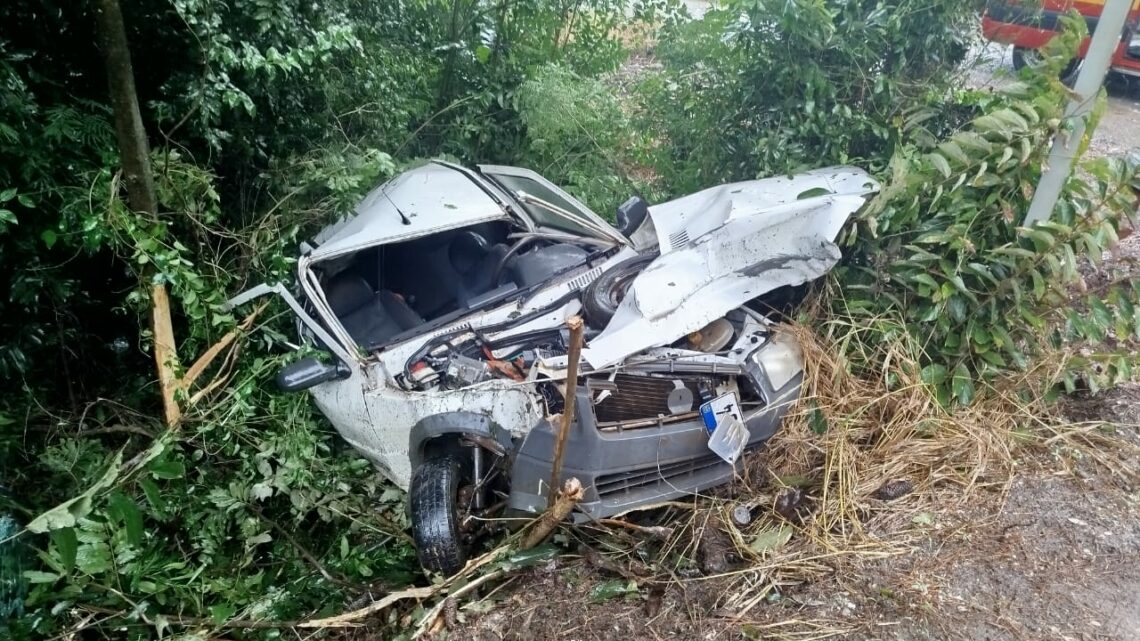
[983,0,1140,80]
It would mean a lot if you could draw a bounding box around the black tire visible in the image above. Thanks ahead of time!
[409,451,468,576]
[1012,46,1080,85]
[582,253,658,327]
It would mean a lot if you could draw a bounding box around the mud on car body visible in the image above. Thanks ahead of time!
[228,160,879,575]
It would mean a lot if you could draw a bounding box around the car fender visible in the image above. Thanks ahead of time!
[408,410,516,468]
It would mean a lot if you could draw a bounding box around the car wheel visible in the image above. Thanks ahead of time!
[409,451,469,576]
[1012,46,1080,85]
[582,253,658,327]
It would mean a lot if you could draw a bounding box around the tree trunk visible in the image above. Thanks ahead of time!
[95,0,180,427]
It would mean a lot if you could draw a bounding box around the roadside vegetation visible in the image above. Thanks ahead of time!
[1,0,1138,639]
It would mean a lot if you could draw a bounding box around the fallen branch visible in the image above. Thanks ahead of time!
[181,301,266,395]
[296,586,437,628]
[521,477,583,550]
[595,518,674,540]
[411,569,507,639]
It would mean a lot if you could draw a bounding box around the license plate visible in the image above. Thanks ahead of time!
[700,393,749,465]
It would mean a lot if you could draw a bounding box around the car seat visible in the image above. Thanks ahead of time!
[324,275,424,348]
[448,230,509,306]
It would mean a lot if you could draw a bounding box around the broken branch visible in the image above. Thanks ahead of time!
[296,586,437,628]
[549,315,584,506]
[180,301,266,392]
[521,477,583,550]
[150,283,180,428]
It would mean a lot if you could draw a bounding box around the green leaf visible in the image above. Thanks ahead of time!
[979,349,1006,368]
[210,603,237,624]
[920,364,948,385]
[589,579,638,603]
[1019,227,1055,251]
[474,44,491,64]
[952,363,975,406]
[1089,297,1113,329]
[911,273,939,291]
[808,403,828,434]
[0,208,15,225]
[138,477,165,516]
[148,459,185,480]
[797,187,833,200]
[748,524,793,554]
[22,570,61,585]
[107,492,144,546]
[40,229,57,248]
[937,141,968,164]
[928,153,951,179]
[504,544,560,569]
[51,527,78,573]
[27,449,124,533]
[947,296,966,323]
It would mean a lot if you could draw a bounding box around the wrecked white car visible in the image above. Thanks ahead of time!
[228,160,878,574]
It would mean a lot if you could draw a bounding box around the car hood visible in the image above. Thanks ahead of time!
[582,167,879,368]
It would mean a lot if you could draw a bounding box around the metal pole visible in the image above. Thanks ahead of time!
[1023,0,1134,226]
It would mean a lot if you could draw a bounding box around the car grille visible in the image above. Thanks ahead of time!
[592,374,702,425]
[594,443,763,498]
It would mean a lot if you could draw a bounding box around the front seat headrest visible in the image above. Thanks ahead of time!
[448,230,490,273]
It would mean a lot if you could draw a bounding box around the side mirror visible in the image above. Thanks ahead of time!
[615,196,649,237]
[276,357,351,392]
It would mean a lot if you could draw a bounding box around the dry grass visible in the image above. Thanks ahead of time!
[615,302,1140,631]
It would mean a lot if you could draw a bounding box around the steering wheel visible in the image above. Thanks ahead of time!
[491,236,540,287]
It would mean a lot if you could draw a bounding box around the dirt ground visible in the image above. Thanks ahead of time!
[435,35,1140,641]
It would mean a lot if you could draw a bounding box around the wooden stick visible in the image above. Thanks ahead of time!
[596,518,674,540]
[549,315,584,507]
[151,283,181,428]
[296,586,436,628]
[521,477,583,550]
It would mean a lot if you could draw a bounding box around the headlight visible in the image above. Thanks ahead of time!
[752,330,804,390]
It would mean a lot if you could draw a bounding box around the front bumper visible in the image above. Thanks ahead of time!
[507,357,802,519]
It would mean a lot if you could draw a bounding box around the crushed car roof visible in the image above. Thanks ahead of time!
[309,162,510,261]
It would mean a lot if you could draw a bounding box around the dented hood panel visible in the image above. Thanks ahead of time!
[582,167,878,368]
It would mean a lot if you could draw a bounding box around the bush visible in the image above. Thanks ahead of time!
[637,0,984,192]
[518,64,660,216]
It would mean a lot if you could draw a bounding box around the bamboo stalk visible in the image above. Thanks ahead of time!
[549,315,584,507]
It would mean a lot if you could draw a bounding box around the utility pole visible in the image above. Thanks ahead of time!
[1023,0,1134,226]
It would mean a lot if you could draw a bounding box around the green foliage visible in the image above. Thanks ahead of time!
[518,64,659,217]
[836,52,1140,404]
[5,0,1139,636]
[637,0,984,192]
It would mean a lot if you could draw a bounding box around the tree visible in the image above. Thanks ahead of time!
[94,0,180,426]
